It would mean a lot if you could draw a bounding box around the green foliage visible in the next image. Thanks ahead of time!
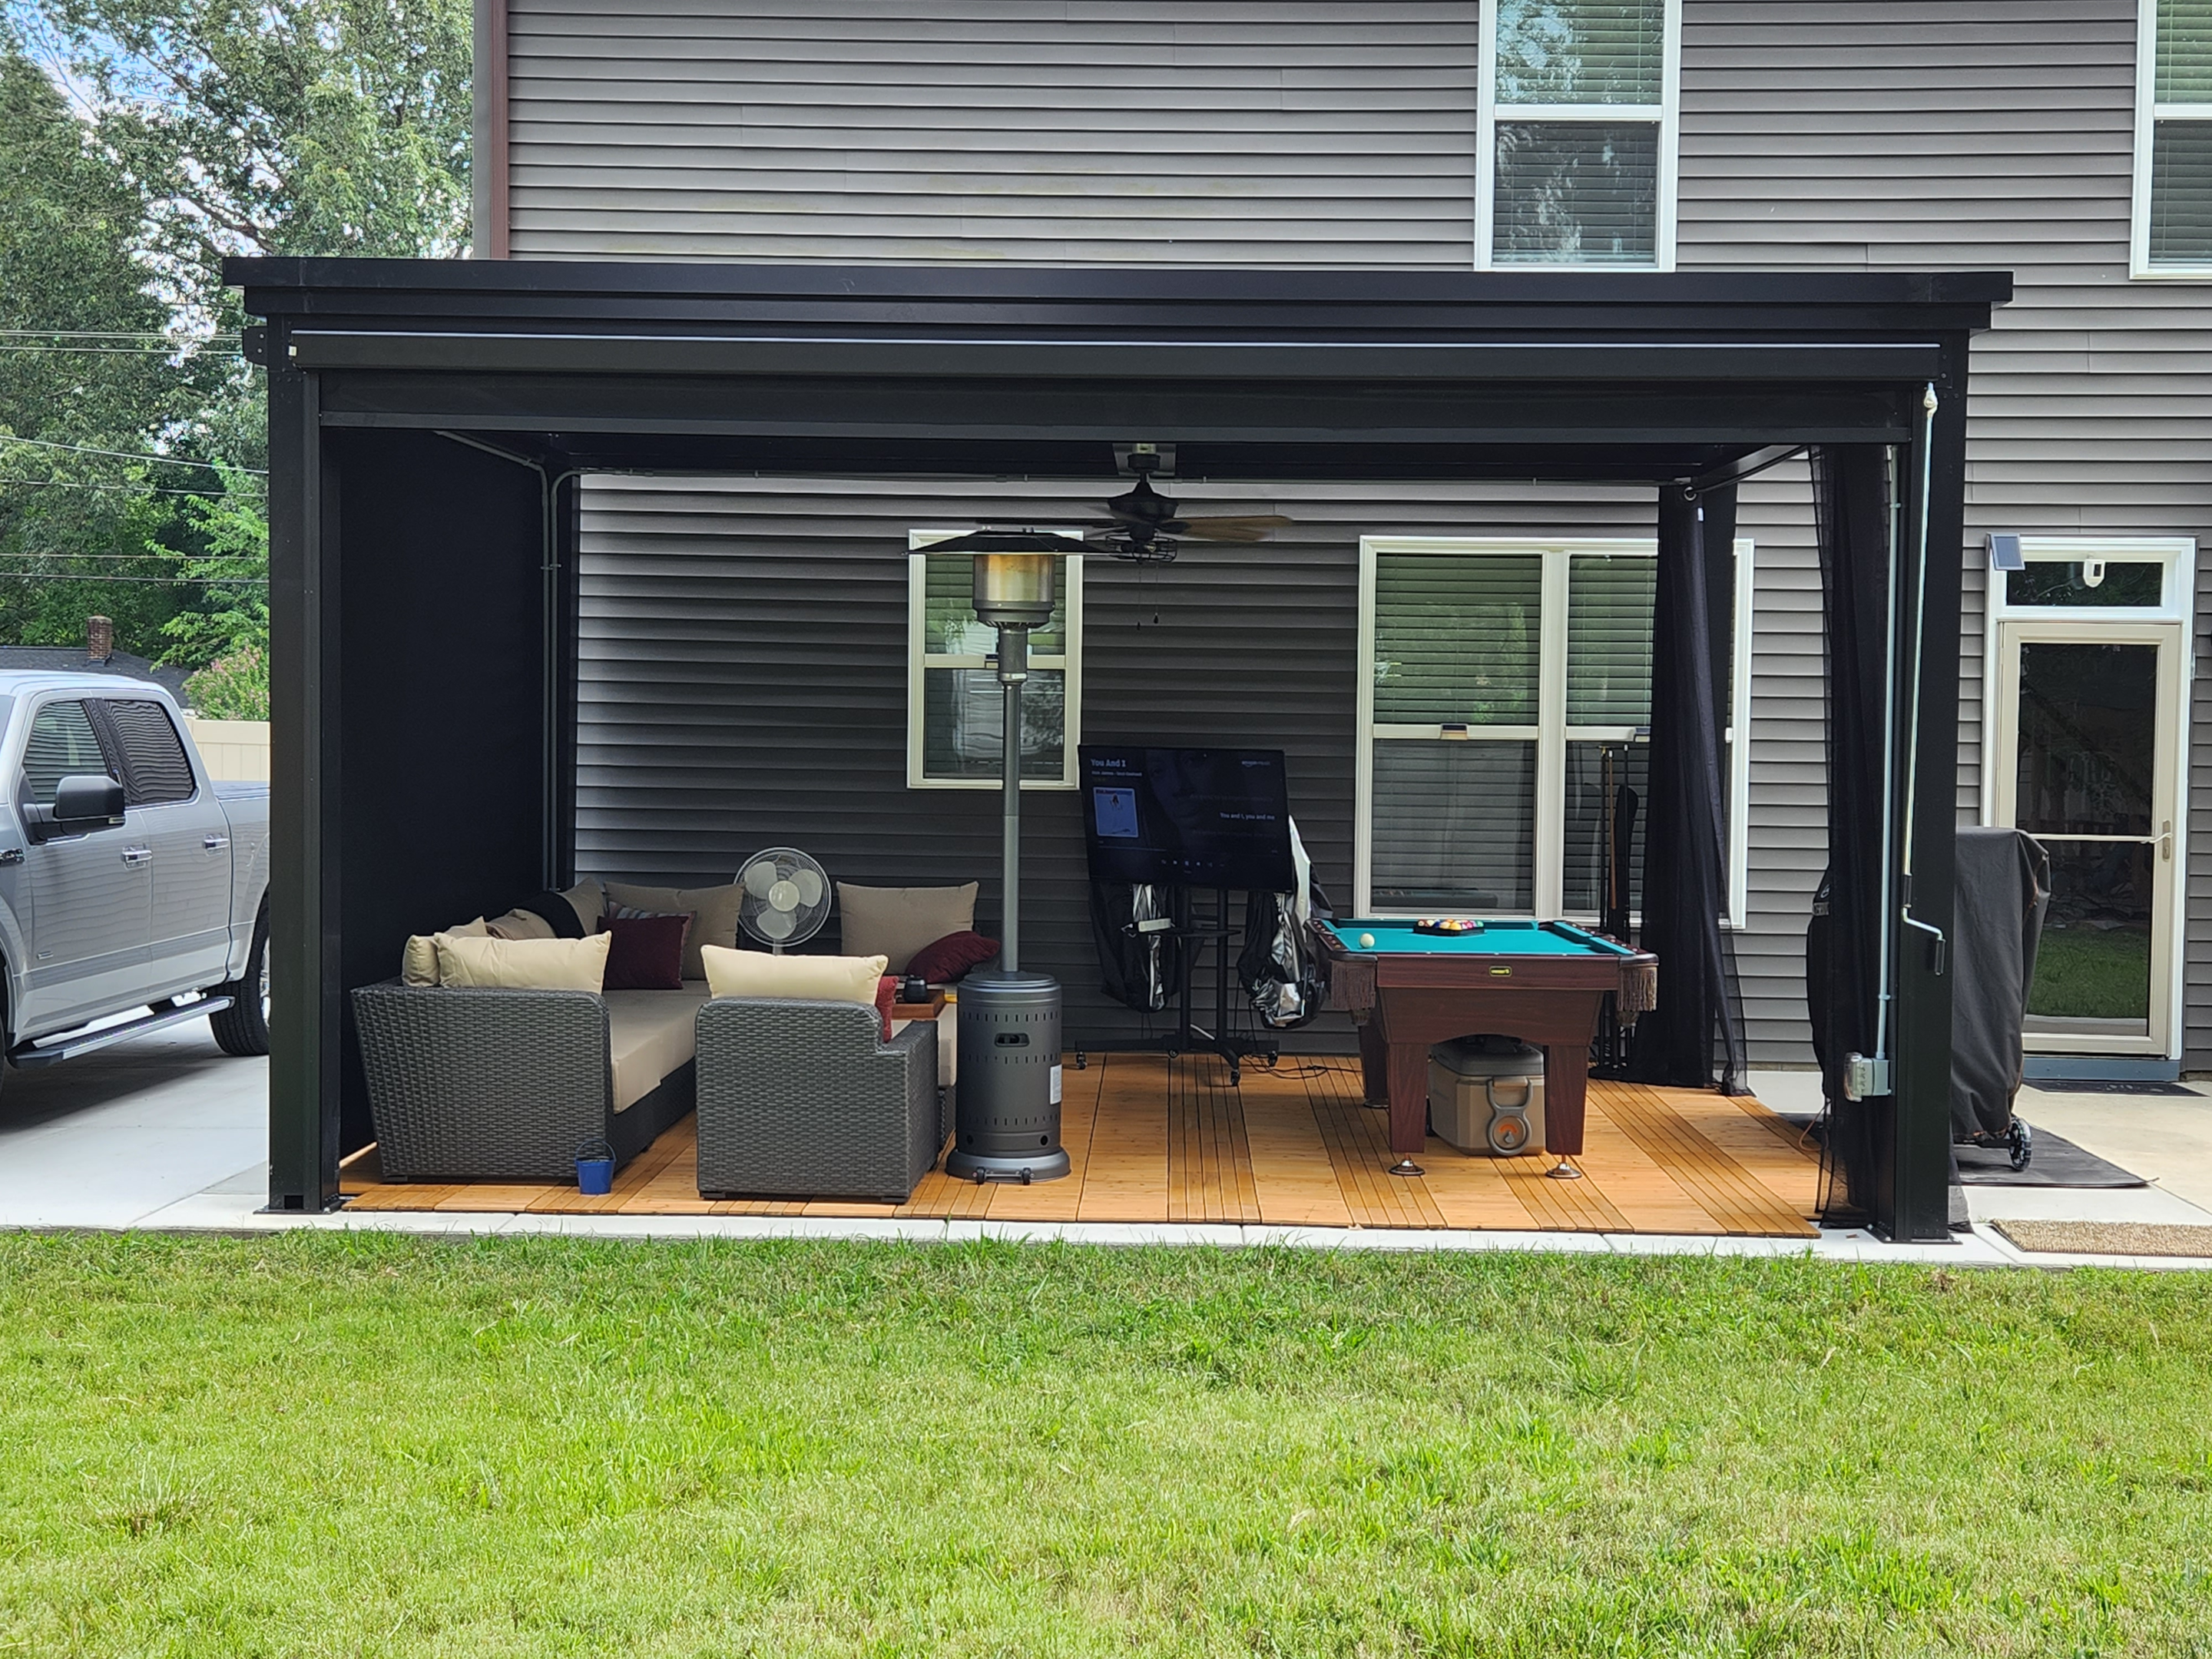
[158,461,268,666]
[2,1235,2210,1655]
[182,644,267,719]
[41,0,473,313]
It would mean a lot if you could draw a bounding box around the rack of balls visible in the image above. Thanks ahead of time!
[1412,917,1485,937]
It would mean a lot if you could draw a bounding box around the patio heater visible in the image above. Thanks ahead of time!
[932,531,1079,1184]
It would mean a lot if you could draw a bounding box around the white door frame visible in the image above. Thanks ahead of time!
[1980,535,2195,1059]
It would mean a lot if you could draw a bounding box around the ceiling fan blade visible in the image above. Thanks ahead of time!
[1177,515,1293,543]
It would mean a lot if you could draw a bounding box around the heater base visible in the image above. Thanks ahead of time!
[945,1147,1074,1184]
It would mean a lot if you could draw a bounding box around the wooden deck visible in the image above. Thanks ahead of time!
[340,1054,1821,1237]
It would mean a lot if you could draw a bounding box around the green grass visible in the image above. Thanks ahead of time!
[2030,926,2153,1022]
[3,1234,2211,1657]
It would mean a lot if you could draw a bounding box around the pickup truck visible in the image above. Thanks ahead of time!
[0,671,270,1089]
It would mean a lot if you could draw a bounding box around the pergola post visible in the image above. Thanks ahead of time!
[265,353,344,1213]
[1884,343,1973,1242]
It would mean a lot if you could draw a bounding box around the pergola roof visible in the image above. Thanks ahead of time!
[229,260,2010,482]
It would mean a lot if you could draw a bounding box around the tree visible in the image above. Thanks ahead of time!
[40,0,472,326]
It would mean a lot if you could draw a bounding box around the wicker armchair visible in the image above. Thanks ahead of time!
[352,980,698,1182]
[694,998,941,1202]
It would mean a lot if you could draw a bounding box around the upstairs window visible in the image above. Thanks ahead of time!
[2136,0,2212,274]
[1479,0,1681,270]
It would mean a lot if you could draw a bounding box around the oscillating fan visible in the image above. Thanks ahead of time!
[737,847,831,953]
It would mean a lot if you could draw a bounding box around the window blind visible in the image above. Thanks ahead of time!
[1561,740,1647,914]
[2152,121,2212,264]
[2159,0,2212,99]
[1371,740,1535,911]
[1495,0,1666,104]
[1494,122,1659,266]
[1566,555,1656,724]
[1373,552,1541,724]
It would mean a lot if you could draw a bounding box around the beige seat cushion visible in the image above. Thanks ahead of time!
[701,945,887,1009]
[603,880,743,981]
[485,908,557,942]
[836,882,978,974]
[604,985,710,1112]
[562,877,605,932]
[433,932,611,992]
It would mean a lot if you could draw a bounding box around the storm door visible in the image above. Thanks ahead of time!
[1992,621,2183,1055]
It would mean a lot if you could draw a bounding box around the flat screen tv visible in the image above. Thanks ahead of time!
[1078,745,1295,892]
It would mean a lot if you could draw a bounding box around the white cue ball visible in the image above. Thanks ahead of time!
[1357,932,1376,949]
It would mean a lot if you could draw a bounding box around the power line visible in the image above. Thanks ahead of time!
[0,573,266,584]
[0,330,240,343]
[0,435,266,475]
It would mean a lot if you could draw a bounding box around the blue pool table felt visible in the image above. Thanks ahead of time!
[1323,919,1632,957]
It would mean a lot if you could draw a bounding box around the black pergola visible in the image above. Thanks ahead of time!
[230,258,2008,1240]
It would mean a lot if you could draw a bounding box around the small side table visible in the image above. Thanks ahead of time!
[891,992,955,1086]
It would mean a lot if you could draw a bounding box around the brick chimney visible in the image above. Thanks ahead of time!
[86,615,113,663]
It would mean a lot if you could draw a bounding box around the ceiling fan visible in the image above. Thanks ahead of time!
[1068,475,1293,563]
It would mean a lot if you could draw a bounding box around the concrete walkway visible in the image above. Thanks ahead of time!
[6,1031,2212,1268]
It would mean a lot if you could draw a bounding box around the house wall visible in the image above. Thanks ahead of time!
[498,0,2212,1068]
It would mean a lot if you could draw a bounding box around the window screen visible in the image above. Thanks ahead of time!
[22,700,112,806]
[1488,0,1667,267]
[101,700,196,805]
[1373,553,1541,724]
[1567,555,1657,723]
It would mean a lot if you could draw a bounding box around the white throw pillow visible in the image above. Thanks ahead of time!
[700,945,887,1009]
[835,882,978,975]
[433,931,612,992]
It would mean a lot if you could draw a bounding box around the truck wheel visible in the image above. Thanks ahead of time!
[210,902,270,1058]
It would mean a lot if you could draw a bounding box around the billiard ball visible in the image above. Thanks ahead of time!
[1357,932,1376,949]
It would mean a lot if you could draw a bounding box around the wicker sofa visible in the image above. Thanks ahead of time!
[694,998,942,1202]
[352,979,708,1181]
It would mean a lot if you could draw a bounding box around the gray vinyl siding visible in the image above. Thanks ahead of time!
[506,0,1479,266]
[518,0,2212,1067]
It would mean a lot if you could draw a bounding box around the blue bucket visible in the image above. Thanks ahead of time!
[576,1154,615,1195]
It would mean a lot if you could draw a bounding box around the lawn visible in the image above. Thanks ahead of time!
[2030,926,2152,1023]
[2,1235,2209,1657]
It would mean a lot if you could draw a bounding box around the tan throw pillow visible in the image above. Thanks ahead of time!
[835,882,979,975]
[433,932,612,992]
[485,908,558,942]
[561,877,605,932]
[701,945,887,1010]
[603,880,741,981]
[399,918,490,986]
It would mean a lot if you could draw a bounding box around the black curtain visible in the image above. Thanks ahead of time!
[1631,484,1746,1091]
[1806,445,1890,1226]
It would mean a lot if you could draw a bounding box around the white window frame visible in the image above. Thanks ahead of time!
[906,531,1083,791]
[1355,534,1753,924]
[2132,0,2212,278]
[1475,0,1683,272]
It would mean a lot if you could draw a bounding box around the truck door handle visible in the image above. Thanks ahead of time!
[121,847,151,865]
[203,835,230,851]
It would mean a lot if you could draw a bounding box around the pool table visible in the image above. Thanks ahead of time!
[1312,919,1658,1170]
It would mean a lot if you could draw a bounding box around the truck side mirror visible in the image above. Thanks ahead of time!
[51,774,125,829]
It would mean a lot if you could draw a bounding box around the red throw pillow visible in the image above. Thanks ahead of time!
[904,929,999,984]
[875,975,896,1041]
[597,912,690,991]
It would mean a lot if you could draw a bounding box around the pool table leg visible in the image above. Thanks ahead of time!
[1387,1041,1429,1165]
[1356,1015,1388,1105]
[1543,1042,1588,1157]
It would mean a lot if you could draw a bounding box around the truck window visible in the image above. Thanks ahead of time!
[100,700,196,806]
[22,700,113,805]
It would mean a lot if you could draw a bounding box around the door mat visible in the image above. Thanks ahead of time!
[1994,1220,2212,1259]
[1955,1128,2146,1188]
[2022,1080,2204,1098]
[1783,1115,2146,1188]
